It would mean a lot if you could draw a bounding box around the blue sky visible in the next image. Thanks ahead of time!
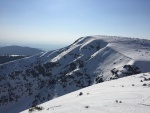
[0,0,150,49]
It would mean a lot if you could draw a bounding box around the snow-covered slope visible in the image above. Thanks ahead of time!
[0,35,150,113]
[21,72,150,113]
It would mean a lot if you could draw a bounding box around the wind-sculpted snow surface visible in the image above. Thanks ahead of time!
[0,35,150,113]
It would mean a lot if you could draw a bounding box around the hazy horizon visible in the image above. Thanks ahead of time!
[0,41,68,50]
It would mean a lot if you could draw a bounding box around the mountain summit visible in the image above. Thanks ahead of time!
[0,35,150,113]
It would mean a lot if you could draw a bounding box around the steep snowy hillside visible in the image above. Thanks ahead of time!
[0,35,150,113]
[0,46,43,55]
[21,73,150,113]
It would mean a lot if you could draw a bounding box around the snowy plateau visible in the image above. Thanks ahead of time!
[0,35,150,113]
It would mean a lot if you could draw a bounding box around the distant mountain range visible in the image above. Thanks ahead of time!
[0,45,43,55]
[0,35,150,113]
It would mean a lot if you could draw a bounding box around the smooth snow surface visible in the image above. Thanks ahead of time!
[22,73,150,113]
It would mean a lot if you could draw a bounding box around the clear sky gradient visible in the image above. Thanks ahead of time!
[0,0,150,48]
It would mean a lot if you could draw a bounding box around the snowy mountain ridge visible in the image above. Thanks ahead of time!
[0,35,150,113]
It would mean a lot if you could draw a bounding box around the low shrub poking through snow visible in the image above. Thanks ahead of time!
[140,80,143,82]
[29,105,44,112]
[115,100,122,103]
[119,101,122,103]
[85,106,89,108]
[116,100,118,103]
[79,92,83,96]
[143,83,147,86]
